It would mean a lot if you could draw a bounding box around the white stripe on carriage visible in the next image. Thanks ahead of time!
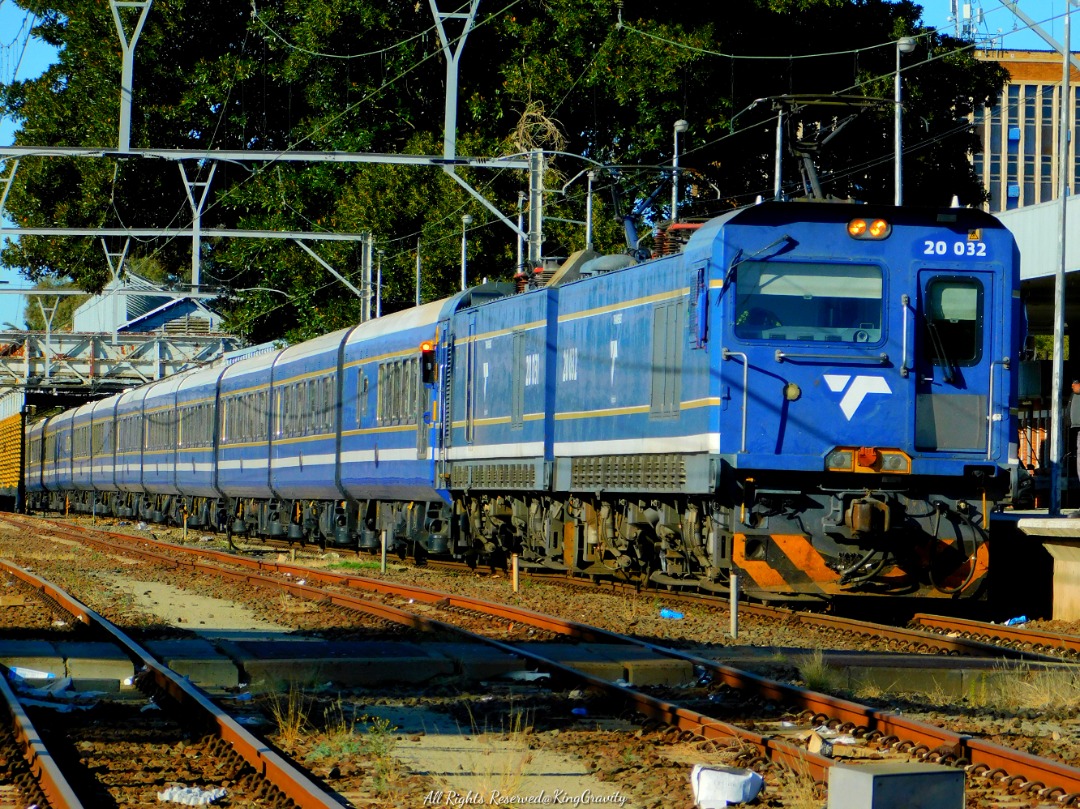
[553,434,719,455]
[340,447,434,463]
[271,454,336,469]
[218,459,271,471]
[446,442,544,460]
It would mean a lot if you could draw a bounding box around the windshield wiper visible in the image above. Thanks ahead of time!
[923,316,954,383]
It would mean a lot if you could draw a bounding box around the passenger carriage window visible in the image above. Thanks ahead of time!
[923,278,983,366]
[358,371,369,423]
[376,359,419,427]
[220,398,231,444]
[734,261,883,343]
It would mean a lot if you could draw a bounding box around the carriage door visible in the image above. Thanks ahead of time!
[914,271,993,454]
[464,316,477,444]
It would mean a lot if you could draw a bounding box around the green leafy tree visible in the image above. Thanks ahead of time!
[1,0,1007,344]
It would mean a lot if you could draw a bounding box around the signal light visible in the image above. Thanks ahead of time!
[847,218,891,240]
[420,341,436,384]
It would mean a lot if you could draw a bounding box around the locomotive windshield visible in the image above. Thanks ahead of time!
[921,277,983,367]
[734,261,882,343]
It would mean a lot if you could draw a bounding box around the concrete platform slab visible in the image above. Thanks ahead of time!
[145,638,240,690]
[0,640,65,682]
[512,642,694,686]
[54,641,135,685]
[425,642,526,681]
[703,646,1073,700]
[215,639,457,691]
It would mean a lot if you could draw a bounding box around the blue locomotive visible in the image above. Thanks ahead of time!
[24,201,1021,601]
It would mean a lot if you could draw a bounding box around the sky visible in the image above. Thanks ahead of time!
[920,0,1077,50]
[0,0,1075,333]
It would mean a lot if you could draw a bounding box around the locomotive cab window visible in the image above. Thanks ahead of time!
[922,278,983,366]
[734,261,882,343]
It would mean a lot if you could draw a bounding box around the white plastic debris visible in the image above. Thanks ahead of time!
[502,670,551,682]
[9,666,55,681]
[24,676,73,695]
[690,764,763,808]
[157,785,227,805]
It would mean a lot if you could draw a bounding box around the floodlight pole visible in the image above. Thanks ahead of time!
[672,119,688,221]
[894,37,917,206]
[1050,3,1075,514]
[460,215,473,291]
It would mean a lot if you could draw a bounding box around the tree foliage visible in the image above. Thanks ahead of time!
[0,0,1007,343]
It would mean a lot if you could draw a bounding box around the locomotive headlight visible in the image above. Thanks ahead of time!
[847,218,892,240]
[826,450,853,472]
[879,451,911,473]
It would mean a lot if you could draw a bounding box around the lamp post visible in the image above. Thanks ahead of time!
[672,119,689,222]
[894,37,917,206]
[460,214,473,292]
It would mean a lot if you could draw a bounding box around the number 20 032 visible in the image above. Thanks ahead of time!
[923,239,987,257]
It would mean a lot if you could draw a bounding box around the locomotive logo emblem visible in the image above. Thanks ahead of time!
[824,375,891,420]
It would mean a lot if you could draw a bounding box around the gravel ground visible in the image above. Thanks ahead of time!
[6,515,1080,808]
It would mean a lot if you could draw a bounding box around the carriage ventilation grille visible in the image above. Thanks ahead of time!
[571,454,686,490]
[451,463,537,490]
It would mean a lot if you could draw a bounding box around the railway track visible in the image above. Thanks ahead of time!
[8,513,1080,806]
[910,613,1080,660]
[423,556,1059,662]
[0,557,347,808]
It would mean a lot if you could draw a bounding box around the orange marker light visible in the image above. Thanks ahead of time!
[848,219,868,237]
[868,219,890,238]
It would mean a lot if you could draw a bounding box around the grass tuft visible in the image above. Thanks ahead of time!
[796,649,846,694]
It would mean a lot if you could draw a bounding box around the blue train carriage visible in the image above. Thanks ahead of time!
[136,374,189,522]
[69,399,96,505]
[89,396,118,510]
[710,202,1020,600]
[113,383,159,519]
[336,299,444,553]
[174,363,229,529]
[216,346,281,535]
[441,283,557,564]
[45,408,75,510]
[26,411,62,510]
[24,416,45,503]
[264,327,353,542]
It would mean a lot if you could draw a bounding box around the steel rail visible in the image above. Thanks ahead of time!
[912,612,1080,658]
[0,668,85,809]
